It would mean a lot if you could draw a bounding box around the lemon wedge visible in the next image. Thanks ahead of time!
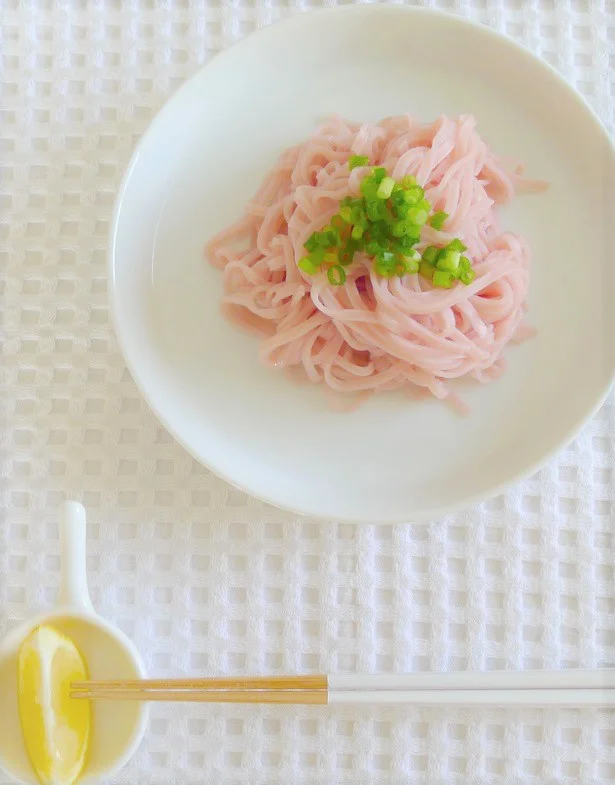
[18,625,91,785]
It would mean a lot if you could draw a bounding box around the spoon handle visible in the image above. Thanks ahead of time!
[57,501,93,612]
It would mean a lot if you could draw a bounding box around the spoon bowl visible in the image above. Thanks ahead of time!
[0,503,148,784]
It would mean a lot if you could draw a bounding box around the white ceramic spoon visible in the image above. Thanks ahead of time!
[0,502,148,785]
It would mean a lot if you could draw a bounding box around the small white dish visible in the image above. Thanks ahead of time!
[0,503,148,785]
[109,5,615,523]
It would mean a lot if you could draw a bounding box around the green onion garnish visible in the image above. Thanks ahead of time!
[309,247,326,265]
[350,205,367,226]
[366,201,382,222]
[349,155,369,170]
[374,259,395,278]
[376,176,396,200]
[323,227,341,248]
[404,185,424,205]
[436,250,461,273]
[459,256,471,274]
[304,235,319,253]
[407,207,428,226]
[419,261,434,280]
[429,211,448,230]
[399,233,418,250]
[327,264,347,286]
[400,175,417,189]
[392,221,407,238]
[432,270,455,288]
[421,246,439,266]
[298,169,476,286]
[447,238,467,253]
[374,250,396,277]
[402,250,421,275]
[339,206,352,223]
[298,257,319,275]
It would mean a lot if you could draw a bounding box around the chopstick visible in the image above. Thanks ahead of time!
[71,688,329,704]
[71,670,615,707]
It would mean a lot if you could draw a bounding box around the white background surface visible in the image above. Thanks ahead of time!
[1,0,614,783]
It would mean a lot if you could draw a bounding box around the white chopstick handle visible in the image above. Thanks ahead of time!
[328,669,615,692]
[328,688,615,707]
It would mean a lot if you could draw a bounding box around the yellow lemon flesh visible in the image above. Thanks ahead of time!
[18,625,91,785]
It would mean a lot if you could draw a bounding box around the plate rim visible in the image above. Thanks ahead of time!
[108,3,615,523]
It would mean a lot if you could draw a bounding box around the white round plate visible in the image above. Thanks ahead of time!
[110,5,614,523]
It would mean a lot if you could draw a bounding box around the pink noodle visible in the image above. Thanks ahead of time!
[205,115,547,411]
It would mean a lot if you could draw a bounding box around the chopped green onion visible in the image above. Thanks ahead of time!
[400,233,420,249]
[405,260,420,275]
[395,220,415,237]
[447,238,467,253]
[436,250,461,273]
[376,176,395,199]
[327,264,347,286]
[339,206,352,223]
[298,256,319,275]
[393,260,407,277]
[407,207,429,226]
[392,221,407,238]
[459,256,471,273]
[392,194,408,215]
[298,170,476,286]
[403,251,421,274]
[429,211,448,230]
[374,258,396,277]
[374,250,396,277]
[421,245,439,266]
[322,228,340,247]
[419,261,434,280]
[433,269,455,288]
[393,202,410,221]
[400,175,417,189]
[366,200,382,222]
[459,268,475,285]
[404,185,424,205]
[350,205,367,227]
[349,155,369,170]
[304,234,319,253]
[308,247,326,265]
[372,167,387,184]
[360,179,379,199]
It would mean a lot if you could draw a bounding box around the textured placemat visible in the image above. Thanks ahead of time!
[1,1,614,783]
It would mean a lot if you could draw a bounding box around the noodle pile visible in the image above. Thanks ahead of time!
[207,114,544,412]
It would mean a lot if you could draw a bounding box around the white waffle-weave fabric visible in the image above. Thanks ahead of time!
[1,0,614,783]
